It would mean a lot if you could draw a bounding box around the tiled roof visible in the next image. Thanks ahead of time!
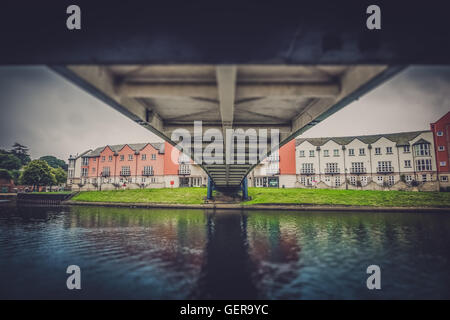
[83,143,164,157]
[296,130,430,147]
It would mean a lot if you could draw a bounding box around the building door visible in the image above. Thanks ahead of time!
[180,177,189,187]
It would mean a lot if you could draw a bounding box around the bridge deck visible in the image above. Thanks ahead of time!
[53,64,403,187]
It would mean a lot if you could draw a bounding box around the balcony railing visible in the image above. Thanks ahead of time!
[101,172,110,177]
[142,170,154,176]
[325,168,340,175]
[120,172,131,176]
[300,168,315,175]
[350,168,366,174]
[377,167,394,174]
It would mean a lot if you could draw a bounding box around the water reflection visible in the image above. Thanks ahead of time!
[0,204,450,299]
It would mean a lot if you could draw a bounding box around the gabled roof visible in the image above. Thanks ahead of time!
[83,142,164,157]
[296,130,430,147]
[412,138,431,145]
[69,149,92,160]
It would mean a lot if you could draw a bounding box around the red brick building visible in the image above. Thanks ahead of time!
[431,111,450,187]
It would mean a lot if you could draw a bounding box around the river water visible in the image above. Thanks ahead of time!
[0,204,449,299]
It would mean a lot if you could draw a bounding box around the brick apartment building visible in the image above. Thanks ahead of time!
[67,142,207,190]
[431,111,450,187]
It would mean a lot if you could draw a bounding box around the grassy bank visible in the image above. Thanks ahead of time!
[70,187,450,208]
[246,188,450,207]
[72,188,206,204]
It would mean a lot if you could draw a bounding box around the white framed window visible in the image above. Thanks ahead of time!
[120,166,131,176]
[325,163,339,174]
[374,147,381,155]
[335,177,341,187]
[361,176,368,185]
[348,148,354,156]
[151,154,157,160]
[438,146,445,151]
[414,143,430,156]
[333,149,339,157]
[440,176,449,182]
[120,155,124,161]
[300,176,306,185]
[416,159,432,171]
[377,176,383,183]
[82,157,89,166]
[301,163,314,174]
[179,164,190,174]
[128,154,133,161]
[81,167,88,177]
[349,176,356,185]
[351,162,365,173]
[386,147,393,154]
[142,154,146,160]
[440,161,447,166]
[108,155,113,161]
[437,131,443,136]
[403,145,410,153]
[359,148,365,156]
[388,175,395,185]
[323,150,329,157]
[422,174,427,181]
[404,160,411,168]
[299,150,305,157]
[406,175,412,182]
[143,166,154,175]
[101,156,105,162]
[309,150,315,157]
[377,161,393,173]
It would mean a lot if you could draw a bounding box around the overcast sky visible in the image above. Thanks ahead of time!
[0,66,449,161]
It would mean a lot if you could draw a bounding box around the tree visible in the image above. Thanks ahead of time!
[9,170,21,185]
[10,142,31,166]
[52,167,67,185]
[40,155,68,171]
[0,152,22,170]
[0,169,12,181]
[20,160,56,190]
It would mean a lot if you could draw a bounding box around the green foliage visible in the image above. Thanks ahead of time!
[51,167,67,185]
[0,168,12,180]
[9,169,21,185]
[0,152,22,170]
[20,160,56,187]
[40,155,68,171]
[10,142,31,166]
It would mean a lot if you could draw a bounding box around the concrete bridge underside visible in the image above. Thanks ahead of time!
[53,64,403,188]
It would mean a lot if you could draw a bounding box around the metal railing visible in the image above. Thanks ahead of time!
[376,166,394,173]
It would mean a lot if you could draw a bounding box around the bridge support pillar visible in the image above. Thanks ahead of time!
[207,176,214,200]
[241,177,249,201]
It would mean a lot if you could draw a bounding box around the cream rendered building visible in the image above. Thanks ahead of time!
[295,131,438,190]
